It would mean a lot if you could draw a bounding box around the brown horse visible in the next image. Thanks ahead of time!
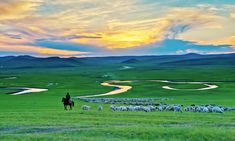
[62,97,74,110]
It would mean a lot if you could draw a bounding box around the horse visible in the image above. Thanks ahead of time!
[61,97,74,110]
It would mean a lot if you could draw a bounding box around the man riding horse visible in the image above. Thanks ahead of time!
[66,92,71,103]
[62,92,74,110]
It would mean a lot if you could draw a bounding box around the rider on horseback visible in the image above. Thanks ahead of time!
[65,92,71,103]
[62,92,74,110]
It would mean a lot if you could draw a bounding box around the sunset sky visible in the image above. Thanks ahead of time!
[0,0,235,57]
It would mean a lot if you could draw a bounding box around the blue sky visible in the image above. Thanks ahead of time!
[0,0,235,57]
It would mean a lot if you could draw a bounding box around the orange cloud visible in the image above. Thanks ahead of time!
[72,19,170,48]
[0,44,89,56]
[0,0,39,21]
[0,34,89,56]
[70,8,223,48]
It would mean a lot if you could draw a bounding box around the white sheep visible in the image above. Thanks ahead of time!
[110,105,116,111]
[98,105,103,111]
[202,107,209,113]
[173,105,182,112]
[81,105,90,110]
[156,106,163,111]
[212,106,224,113]
[143,107,151,112]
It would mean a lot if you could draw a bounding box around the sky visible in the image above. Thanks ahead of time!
[0,0,235,57]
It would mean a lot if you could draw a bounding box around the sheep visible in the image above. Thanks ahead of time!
[207,106,213,112]
[143,107,151,112]
[202,107,209,113]
[166,105,174,111]
[98,105,103,111]
[127,105,135,111]
[195,106,202,112]
[185,106,193,112]
[212,106,224,113]
[156,105,163,111]
[110,105,116,111]
[81,105,90,110]
[120,106,127,111]
[173,105,182,112]
[149,106,156,111]
[134,106,141,111]
[184,107,190,112]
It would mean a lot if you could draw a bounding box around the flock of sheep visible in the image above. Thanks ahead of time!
[81,104,235,113]
[184,104,235,113]
[79,98,235,114]
[80,98,172,105]
[110,104,235,113]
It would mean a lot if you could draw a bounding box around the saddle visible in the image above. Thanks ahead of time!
[66,99,73,104]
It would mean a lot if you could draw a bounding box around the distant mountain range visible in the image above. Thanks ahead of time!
[0,55,84,69]
[0,53,234,69]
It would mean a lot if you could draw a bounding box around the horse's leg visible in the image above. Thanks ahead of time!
[65,105,68,110]
[70,104,72,110]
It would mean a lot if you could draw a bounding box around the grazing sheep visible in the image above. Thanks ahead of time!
[78,98,232,113]
[183,105,228,113]
[202,107,209,113]
[184,107,189,112]
[195,106,202,112]
[106,103,233,113]
[81,105,90,110]
[156,106,163,111]
[173,105,182,112]
[120,106,127,111]
[76,96,235,114]
[127,105,135,111]
[98,105,103,111]
[207,106,213,112]
[143,107,151,112]
[110,105,115,111]
[166,105,174,111]
[79,98,171,105]
[212,106,224,113]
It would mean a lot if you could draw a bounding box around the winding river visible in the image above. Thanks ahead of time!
[77,80,133,98]
[1,77,218,96]
[11,88,48,95]
[1,77,48,95]
[77,80,219,98]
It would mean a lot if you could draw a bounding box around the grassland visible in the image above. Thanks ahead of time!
[0,65,235,141]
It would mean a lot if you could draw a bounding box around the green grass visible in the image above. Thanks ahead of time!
[0,66,235,141]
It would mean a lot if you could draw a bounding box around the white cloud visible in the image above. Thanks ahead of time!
[176,49,203,54]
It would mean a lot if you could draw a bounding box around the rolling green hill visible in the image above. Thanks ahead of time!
[0,55,84,69]
[1,53,234,69]
[159,54,235,67]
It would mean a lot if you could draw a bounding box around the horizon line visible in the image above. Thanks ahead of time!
[1,52,235,59]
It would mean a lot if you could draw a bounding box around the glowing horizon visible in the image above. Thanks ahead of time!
[0,0,235,57]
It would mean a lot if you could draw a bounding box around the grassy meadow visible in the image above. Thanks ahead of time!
[0,64,235,141]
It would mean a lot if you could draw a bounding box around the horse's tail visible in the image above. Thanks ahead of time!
[72,101,75,107]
